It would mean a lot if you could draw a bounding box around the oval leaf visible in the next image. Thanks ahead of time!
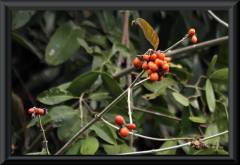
[80,136,99,155]
[66,140,82,155]
[206,79,216,113]
[156,141,178,155]
[67,71,100,96]
[188,117,206,123]
[132,18,159,51]
[90,122,117,145]
[209,68,228,85]
[37,87,75,105]
[204,123,219,147]
[172,92,189,106]
[206,55,218,77]
[102,144,120,154]
[45,21,85,66]
[12,10,36,30]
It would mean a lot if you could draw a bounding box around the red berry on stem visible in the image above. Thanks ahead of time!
[157,53,165,60]
[36,108,45,115]
[119,127,129,137]
[127,123,136,130]
[191,35,197,43]
[188,28,196,36]
[150,72,159,82]
[162,63,170,71]
[28,108,35,114]
[142,61,149,70]
[142,54,149,61]
[115,115,124,125]
[133,57,142,67]
[150,53,157,61]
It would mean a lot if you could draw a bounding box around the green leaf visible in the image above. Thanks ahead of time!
[102,144,120,154]
[57,82,71,90]
[77,38,93,54]
[37,87,75,105]
[142,77,177,99]
[67,71,100,96]
[101,72,127,106]
[12,32,42,59]
[108,43,131,59]
[66,140,82,155]
[43,11,56,34]
[172,92,189,106]
[45,21,85,66]
[119,144,132,153]
[90,122,117,145]
[209,68,228,85]
[49,106,76,122]
[86,35,108,49]
[88,92,112,101]
[180,106,192,136]
[57,115,81,142]
[168,66,194,84]
[188,117,206,124]
[206,79,216,113]
[217,149,228,155]
[189,97,199,110]
[206,55,218,77]
[12,10,36,30]
[27,115,51,128]
[156,141,177,155]
[211,102,228,142]
[193,148,217,155]
[80,136,99,155]
[103,11,116,33]
[204,123,220,148]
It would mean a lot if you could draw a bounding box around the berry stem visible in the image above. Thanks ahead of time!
[37,114,50,155]
[163,34,189,53]
[207,10,229,28]
[127,88,133,124]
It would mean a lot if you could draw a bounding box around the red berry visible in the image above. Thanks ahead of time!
[191,35,197,43]
[141,61,149,70]
[150,72,159,82]
[157,53,165,60]
[28,108,35,114]
[188,28,196,36]
[157,76,164,81]
[150,53,157,61]
[142,54,149,61]
[164,57,171,63]
[36,108,45,115]
[127,123,136,130]
[193,145,202,150]
[147,69,153,75]
[162,63,169,71]
[119,127,129,137]
[115,115,124,125]
[149,63,158,72]
[133,57,142,67]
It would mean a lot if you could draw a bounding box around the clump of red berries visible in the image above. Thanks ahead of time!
[133,50,171,82]
[188,28,197,44]
[190,138,209,150]
[114,115,136,137]
[28,107,48,118]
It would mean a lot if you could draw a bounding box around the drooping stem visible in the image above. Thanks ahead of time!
[37,115,50,155]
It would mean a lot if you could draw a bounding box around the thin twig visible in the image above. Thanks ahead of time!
[128,88,133,124]
[163,34,190,53]
[207,10,229,28]
[117,130,228,155]
[37,115,50,155]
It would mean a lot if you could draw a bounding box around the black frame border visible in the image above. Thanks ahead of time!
[0,0,239,164]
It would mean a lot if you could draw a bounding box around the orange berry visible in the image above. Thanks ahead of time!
[191,35,197,43]
[188,28,196,36]
[142,54,149,61]
[162,63,169,71]
[155,59,163,67]
[150,53,157,61]
[127,123,136,130]
[133,57,142,67]
[147,61,154,68]
[150,63,158,72]
[147,69,153,75]
[115,115,124,125]
[164,57,171,63]
[142,62,149,70]
[157,53,165,60]
[150,72,159,82]
[119,127,129,137]
[28,108,35,114]
[36,108,45,115]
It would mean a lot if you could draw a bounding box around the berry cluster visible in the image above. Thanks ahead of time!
[188,28,197,43]
[133,50,171,82]
[115,115,136,137]
[28,107,48,117]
